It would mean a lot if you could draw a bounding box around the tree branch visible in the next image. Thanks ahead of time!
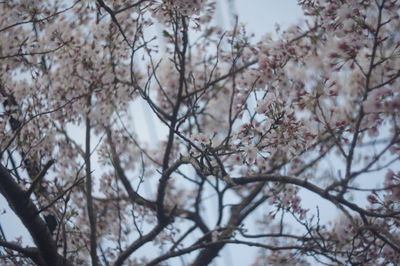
[0,164,68,266]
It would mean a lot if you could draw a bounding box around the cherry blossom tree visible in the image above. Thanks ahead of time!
[0,0,399,265]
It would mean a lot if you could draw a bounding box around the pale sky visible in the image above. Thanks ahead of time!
[235,0,304,37]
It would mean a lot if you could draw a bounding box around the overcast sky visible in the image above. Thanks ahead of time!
[236,0,303,35]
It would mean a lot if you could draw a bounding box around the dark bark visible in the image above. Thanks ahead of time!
[0,164,68,266]
[190,243,224,266]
